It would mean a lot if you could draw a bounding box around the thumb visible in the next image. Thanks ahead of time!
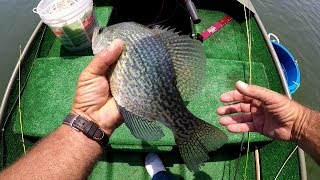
[235,81,284,104]
[85,39,124,76]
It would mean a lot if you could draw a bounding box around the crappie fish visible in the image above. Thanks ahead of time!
[92,22,228,171]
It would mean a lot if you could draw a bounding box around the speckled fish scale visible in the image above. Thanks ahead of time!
[92,22,228,172]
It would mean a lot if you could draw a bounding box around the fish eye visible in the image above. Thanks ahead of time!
[98,28,104,34]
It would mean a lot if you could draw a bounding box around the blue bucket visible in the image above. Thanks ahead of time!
[270,40,300,94]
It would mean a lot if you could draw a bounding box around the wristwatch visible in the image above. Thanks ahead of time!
[63,113,109,147]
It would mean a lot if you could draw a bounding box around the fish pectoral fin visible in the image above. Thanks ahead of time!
[118,105,164,141]
[152,26,206,101]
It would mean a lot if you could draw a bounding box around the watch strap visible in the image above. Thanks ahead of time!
[63,114,109,147]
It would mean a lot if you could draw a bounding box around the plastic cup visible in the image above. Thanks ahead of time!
[33,0,98,51]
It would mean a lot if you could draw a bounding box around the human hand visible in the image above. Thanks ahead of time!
[216,81,303,141]
[71,39,124,136]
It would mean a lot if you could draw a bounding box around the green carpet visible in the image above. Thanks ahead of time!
[13,56,270,151]
[87,141,299,180]
[88,149,255,180]
[195,10,247,61]
[195,9,283,92]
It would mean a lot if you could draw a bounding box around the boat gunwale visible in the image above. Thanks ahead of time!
[253,11,307,180]
[0,21,44,127]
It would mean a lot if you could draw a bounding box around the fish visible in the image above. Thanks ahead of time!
[92,22,228,172]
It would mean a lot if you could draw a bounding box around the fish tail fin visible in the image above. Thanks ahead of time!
[174,117,228,172]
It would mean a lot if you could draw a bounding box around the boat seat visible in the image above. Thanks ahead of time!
[13,57,271,151]
[195,9,272,65]
[195,9,246,60]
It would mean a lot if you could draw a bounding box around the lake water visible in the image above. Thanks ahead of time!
[0,0,319,178]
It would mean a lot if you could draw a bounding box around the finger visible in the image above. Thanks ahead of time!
[235,81,285,105]
[86,39,124,76]
[220,89,253,103]
[216,102,251,115]
[219,114,252,125]
[220,90,245,103]
[226,122,256,133]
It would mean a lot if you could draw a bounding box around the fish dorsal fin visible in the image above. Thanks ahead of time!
[152,26,206,101]
[118,105,164,141]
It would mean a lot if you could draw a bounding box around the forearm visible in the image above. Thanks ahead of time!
[292,105,320,164]
[0,125,102,179]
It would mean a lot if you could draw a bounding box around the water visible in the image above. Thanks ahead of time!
[0,0,40,101]
[252,0,320,110]
[0,0,319,178]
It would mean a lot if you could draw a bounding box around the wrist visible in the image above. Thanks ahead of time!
[60,124,102,151]
[71,109,113,137]
[291,104,312,143]
[63,114,110,148]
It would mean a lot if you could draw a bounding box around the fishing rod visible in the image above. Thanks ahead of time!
[181,0,201,24]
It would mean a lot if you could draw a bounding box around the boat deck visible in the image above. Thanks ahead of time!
[1,1,300,179]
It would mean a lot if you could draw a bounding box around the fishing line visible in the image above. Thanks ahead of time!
[1,25,47,163]
[233,1,253,179]
[274,146,298,180]
[234,132,245,180]
[18,45,27,155]
[1,25,47,130]
[243,0,253,179]
[240,2,298,179]
[148,0,178,27]
[151,0,165,24]
[176,0,188,12]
